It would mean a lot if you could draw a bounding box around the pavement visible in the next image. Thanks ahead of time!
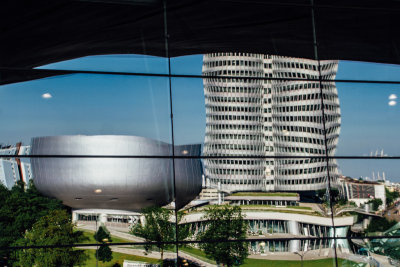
[77,222,144,242]
[369,252,393,267]
[79,246,216,267]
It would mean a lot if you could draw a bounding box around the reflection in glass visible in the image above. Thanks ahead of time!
[331,159,400,266]
[37,54,169,75]
[334,82,400,157]
[202,53,340,192]
[3,50,400,266]
[0,74,172,144]
[334,160,400,237]
[337,60,400,82]
[345,237,400,266]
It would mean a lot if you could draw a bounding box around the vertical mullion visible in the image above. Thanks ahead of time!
[163,0,180,263]
[310,1,339,266]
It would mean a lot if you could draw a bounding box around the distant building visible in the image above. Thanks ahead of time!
[202,53,340,193]
[0,143,33,189]
[198,188,220,200]
[338,176,386,208]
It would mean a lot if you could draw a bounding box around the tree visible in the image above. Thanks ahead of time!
[386,188,400,207]
[131,206,189,261]
[94,226,112,243]
[0,180,66,265]
[94,226,113,263]
[15,209,88,267]
[96,246,113,263]
[366,217,396,233]
[368,198,383,211]
[131,206,174,261]
[198,205,248,266]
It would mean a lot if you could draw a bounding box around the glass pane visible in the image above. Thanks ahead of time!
[332,82,400,156]
[36,54,169,75]
[173,155,203,211]
[0,156,176,245]
[177,157,335,242]
[333,159,399,230]
[171,55,203,76]
[0,74,172,149]
[332,159,400,265]
[0,73,178,249]
[173,76,335,158]
[343,237,400,267]
[171,77,205,146]
[336,60,400,82]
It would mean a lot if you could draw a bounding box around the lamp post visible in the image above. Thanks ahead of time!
[294,248,310,267]
[95,214,99,267]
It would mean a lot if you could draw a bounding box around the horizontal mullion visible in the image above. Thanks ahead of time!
[2,155,400,159]
[1,235,399,250]
[3,66,400,85]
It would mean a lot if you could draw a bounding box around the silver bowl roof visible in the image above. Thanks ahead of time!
[31,135,202,211]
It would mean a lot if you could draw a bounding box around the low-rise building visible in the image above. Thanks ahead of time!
[338,176,386,208]
[0,143,33,189]
[181,191,354,254]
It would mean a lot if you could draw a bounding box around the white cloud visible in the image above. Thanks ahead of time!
[389,94,398,100]
[41,93,52,99]
[388,100,397,106]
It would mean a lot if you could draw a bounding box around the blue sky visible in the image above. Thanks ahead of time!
[1,55,400,181]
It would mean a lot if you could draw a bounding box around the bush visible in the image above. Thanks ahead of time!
[386,188,400,207]
[366,217,396,233]
[367,198,383,211]
[94,226,113,263]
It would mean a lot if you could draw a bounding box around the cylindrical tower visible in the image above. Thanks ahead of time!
[203,53,340,193]
[203,53,265,192]
[272,56,340,191]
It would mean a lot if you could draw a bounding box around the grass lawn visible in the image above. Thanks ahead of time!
[78,246,365,267]
[78,229,132,244]
[242,258,365,267]
[238,207,321,216]
[178,246,364,267]
[239,205,312,210]
[80,249,160,267]
[178,246,216,264]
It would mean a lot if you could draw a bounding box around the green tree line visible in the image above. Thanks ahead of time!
[0,180,87,266]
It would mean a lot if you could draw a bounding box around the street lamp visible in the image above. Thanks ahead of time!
[294,248,310,267]
[95,213,99,267]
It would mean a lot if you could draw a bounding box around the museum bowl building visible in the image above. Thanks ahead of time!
[30,135,203,214]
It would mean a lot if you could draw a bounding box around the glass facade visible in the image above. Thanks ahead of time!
[1,1,399,267]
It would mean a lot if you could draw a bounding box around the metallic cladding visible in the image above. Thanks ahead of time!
[31,135,202,211]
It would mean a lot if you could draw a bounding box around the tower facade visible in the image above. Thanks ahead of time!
[202,53,340,192]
